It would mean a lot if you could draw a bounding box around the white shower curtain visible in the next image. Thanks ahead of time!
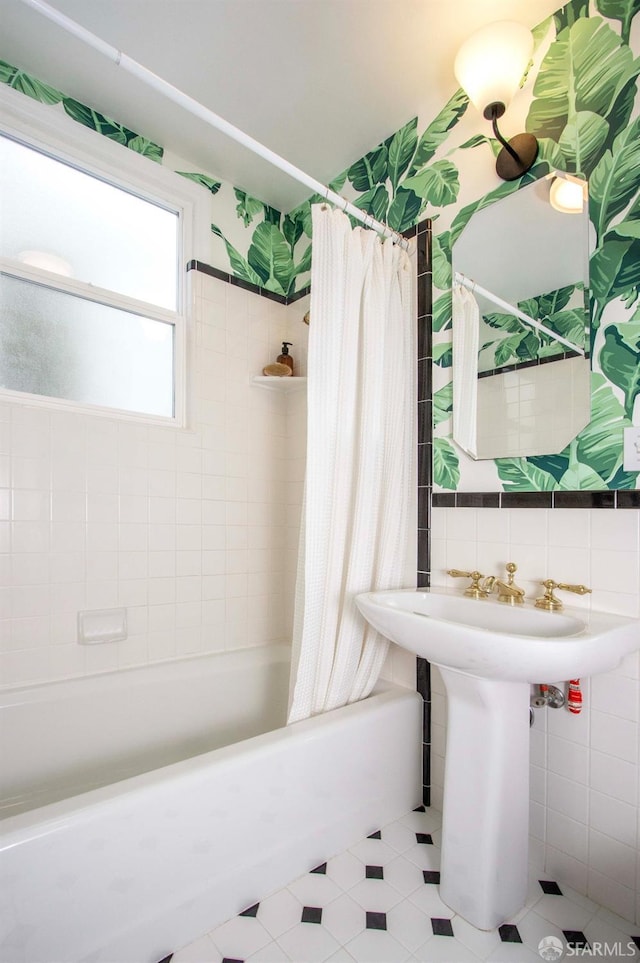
[452,284,479,457]
[287,204,416,724]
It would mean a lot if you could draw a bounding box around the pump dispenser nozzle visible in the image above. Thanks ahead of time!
[277,342,294,374]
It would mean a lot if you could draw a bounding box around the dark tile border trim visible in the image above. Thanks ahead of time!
[502,492,553,509]
[553,491,615,509]
[187,259,310,306]
[617,491,640,509]
[454,492,500,508]
[287,284,312,303]
[477,348,588,379]
[432,490,634,508]
[416,219,432,807]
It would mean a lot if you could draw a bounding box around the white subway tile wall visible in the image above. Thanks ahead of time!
[0,273,309,688]
[430,505,640,924]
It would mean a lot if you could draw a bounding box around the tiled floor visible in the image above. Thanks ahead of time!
[170,808,640,962]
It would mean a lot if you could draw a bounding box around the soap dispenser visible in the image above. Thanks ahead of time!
[277,341,294,375]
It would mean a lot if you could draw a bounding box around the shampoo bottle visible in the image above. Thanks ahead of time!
[277,341,294,375]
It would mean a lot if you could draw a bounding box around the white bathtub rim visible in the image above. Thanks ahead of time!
[0,642,291,702]
[0,680,416,844]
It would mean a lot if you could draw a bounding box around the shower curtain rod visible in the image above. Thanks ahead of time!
[19,0,410,252]
[454,271,585,356]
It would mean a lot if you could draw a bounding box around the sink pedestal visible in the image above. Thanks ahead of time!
[355,588,640,927]
[438,667,530,930]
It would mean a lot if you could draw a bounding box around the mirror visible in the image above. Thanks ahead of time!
[451,174,591,461]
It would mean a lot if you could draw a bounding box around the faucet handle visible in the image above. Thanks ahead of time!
[447,569,488,599]
[558,581,592,596]
[535,578,591,612]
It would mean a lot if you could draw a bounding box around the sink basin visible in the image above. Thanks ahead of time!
[356,586,640,931]
[355,587,639,682]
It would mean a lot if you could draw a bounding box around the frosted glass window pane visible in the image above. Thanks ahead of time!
[0,274,174,418]
[0,135,178,309]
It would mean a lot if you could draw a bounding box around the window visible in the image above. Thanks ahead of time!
[0,93,202,423]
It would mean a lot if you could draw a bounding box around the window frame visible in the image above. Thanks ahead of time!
[0,84,209,427]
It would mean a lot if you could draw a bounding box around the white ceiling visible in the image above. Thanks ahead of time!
[1,0,562,211]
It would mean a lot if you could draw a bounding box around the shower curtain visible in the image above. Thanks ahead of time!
[287,204,415,724]
[452,283,479,457]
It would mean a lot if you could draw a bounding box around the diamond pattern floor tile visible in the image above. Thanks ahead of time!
[562,928,589,948]
[173,809,640,963]
[431,916,455,937]
[348,878,404,913]
[257,889,303,940]
[246,941,290,963]
[386,897,435,953]
[320,894,365,946]
[407,880,455,919]
[402,840,442,872]
[348,837,397,867]
[324,950,357,963]
[301,906,324,925]
[398,808,442,834]
[210,917,273,960]
[378,820,416,854]
[324,851,365,891]
[452,914,502,959]
[240,903,260,918]
[414,935,483,962]
[383,855,425,897]
[327,946,355,963]
[539,880,563,895]
[485,942,544,962]
[277,921,340,963]
[287,872,342,908]
[498,923,522,943]
[516,908,567,952]
[344,928,413,963]
[535,892,595,931]
[171,934,219,963]
[584,914,640,955]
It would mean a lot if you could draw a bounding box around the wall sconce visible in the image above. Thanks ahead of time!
[548,172,587,214]
[454,21,538,181]
[17,250,74,277]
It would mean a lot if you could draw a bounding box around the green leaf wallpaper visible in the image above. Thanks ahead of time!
[1,0,638,491]
[0,61,165,159]
[479,284,586,371]
[300,0,637,494]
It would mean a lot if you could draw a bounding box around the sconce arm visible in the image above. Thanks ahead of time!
[488,104,522,164]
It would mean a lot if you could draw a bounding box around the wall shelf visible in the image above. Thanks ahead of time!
[252,376,307,392]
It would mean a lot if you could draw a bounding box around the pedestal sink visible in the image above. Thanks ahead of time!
[355,588,640,930]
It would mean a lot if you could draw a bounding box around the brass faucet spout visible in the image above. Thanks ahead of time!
[495,578,525,604]
[495,562,525,604]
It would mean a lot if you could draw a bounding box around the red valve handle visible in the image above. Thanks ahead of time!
[567,679,582,714]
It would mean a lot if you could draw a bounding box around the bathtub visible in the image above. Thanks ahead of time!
[0,644,421,963]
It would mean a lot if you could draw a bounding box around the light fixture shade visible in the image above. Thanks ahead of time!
[17,250,74,277]
[549,175,587,214]
[454,21,534,116]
